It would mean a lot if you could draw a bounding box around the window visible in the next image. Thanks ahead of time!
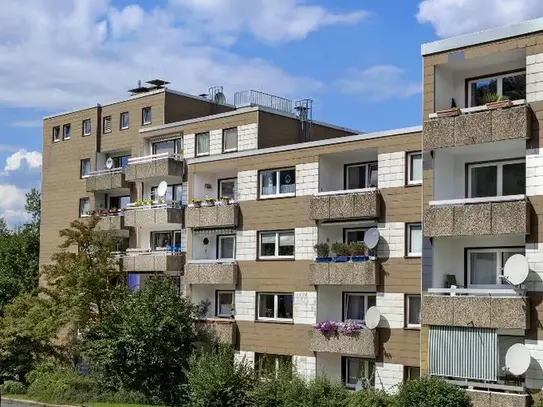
[222,127,238,152]
[406,295,421,328]
[151,184,183,203]
[468,159,525,198]
[80,159,91,178]
[151,231,182,250]
[109,196,130,210]
[79,198,90,217]
[120,112,129,130]
[216,291,235,317]
[109,155,130,169]
[467,247,524,287]
[342,357,375,389]
[103,116,112,133]
[152,138,182,155]
[142,107,152,125]
[259,231,294,259]
[260,168,295,198]
[218,235,236,260]
[345,162,378,190]
[343,293,376,322]
[404,366,420,381]
[257,293,293,321]
[406,223,422,257]
[407,152,422,185]
[82,119,91,136]
[344,228,376,256]
[468,71,526,107]
[219,178,237,200]
[63,124,71,140]
[52,126,60,143]
[255,353,292,378]
[196,132,210,156]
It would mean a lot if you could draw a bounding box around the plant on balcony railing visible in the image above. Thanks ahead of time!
[188,196,238,208]
[314,320,368,335]
[130,199,167,207]
[88,208,119,216]
[202,196,216,207]
[314,242,370,263]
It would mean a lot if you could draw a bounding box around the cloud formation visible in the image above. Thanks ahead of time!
[2,149,42,175]
[0,184,30,225]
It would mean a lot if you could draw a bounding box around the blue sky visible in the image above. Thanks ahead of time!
[0,0,542,224]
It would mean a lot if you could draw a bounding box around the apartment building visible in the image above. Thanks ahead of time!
[421,18,543,406]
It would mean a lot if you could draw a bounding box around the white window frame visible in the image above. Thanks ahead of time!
[407,152,422,185]
[467,71,526,108]
[52,126,60,143]
[152,138,182,155]
[343,357,374,390]
[345,162,378,190]
[82,119,91,136]
[80,159,91,179]
[406,223,422,257]
[222,127,238,153]
[142,107,152,125]
[63,124,71,140]
[257,293,293,322]
[259,168,296,199]
[79,198,90,217]
[259,231,295,260]
[196,132,210,156]
[406,295,421,328]
[467,159,525,198]
[218,235,236,260]
[343,293,376,322]
[216,290,235,318]
[120,112,129,130]
[219,178,237,200]
[103,116,112,133]
[467,247,525,289]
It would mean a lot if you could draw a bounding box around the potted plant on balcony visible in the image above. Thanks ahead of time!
[202,196,216,207]
[219,195,231,206]
[190,198,202,208]
[314,242,331,263]
[348,242,369,262]
[486,94,513,110]
[331,242,350,262]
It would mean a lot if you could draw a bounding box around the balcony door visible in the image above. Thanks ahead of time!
[219,178,237,200]
[344,162,378,190]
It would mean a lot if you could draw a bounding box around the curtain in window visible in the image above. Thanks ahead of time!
[261,171,277,195]
[346,295,364,321]
[197,134,210,154]
[470,252,497,285]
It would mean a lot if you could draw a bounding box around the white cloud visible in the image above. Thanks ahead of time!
[335,65,421,102]
[0,0,365,111]
[2,149,42,175]
[417,0,543,38]
[10,120,43,128]
[0,184,29,225]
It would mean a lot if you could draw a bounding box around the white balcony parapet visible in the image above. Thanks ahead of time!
[429,194,525,207]
[315,187,377,197]
[428,99,526,118]
[125,201,182,210]
[127,152,183,164]
[188,259,236,264]
[427,288,523,296]
[125,248,182,256]
[88,167,124,176]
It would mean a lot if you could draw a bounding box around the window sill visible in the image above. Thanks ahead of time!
[63,138,71,141]
[405,181,422,188]
[142,122,152,126]
[222,149,238,154]
[256,319,293,324]
[120,127,129,131]
[103,131,112,134]
[81,175,90,179]
[405,326,421,330]
[259,193,296,200]
[83,133,91,137]
[53,140,60,143]
[196,153,210,157]
[258,257,295,261]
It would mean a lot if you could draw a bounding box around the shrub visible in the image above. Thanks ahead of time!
[347,388,391,407]
[313,242,330,258]
[392,376,472,407]
[1,380,27,395]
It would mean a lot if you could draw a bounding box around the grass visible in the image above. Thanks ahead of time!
[2,395,158,407]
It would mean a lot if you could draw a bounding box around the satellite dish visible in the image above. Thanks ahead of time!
[157,181,168,198]
[365,306,381,330]
[364,228,380,250]
[505,344,531,376]
[214,92,227,104]
[105,157,114,169]
[503,254,529,286]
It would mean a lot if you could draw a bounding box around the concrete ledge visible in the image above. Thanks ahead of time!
[308,329,378,358]
[309,261,378,286]
[185,262,238,285]
[124,207,183,227]
[467,390,529,407]
[122,253,185,273]
[86,172,130,192]
[186,205,239,228]
[309,191,380,221]
[125,158,184,181]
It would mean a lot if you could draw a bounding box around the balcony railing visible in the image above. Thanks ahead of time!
[122,250,184,273]
[467,388,529,407]
[310,188,380,221]
[86,168,130,192]
[308,328,378,358]
[125,152,184,181]
[124,202,183,227]
[95,214,127,231]
[185,203,239,229]
[185,260,238,285]
[309,259,378,286]
[198,319,237,345]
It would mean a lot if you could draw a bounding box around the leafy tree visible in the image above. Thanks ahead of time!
[347,388,391,407]
[81,276,197,405]
[392,376,472,407]
[0,217,9,236]
[25,188,41,231]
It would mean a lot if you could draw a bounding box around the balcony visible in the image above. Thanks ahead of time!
[86,168,130,192]
[308,329,378,358]
[424,196,529,237]
[310,189,380,221]
[124,203,183,227]
[122,250,184,273]
[198,319,237,345]
[185,261,239,285]
[186,203,239,229]
[467,390,529,407]
[309,260,378,286]
[422,291,530,329]
[124,153,184,182]
[424,103,530,151]
[95,214,127,232]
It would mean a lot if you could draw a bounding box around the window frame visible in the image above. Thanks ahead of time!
[215,290,235,318]
[466,246,525,289]
[120,112,129,130]
[256,293,294,322]
[258,230,295,260]
[344,161,378,190]
[79,197,90,217]
[152,138,182,155]
[150,230,182,250]
[80,159,91,179]
[406,151,422,186]
[466,158,525,198]
[341,357,375,390]
[406,295,421,328]
[404,366,421,381]
[466,69,526,108]
[151,183,183,203]
[222,127,238,153]
[217,234,236,260]
[63,124,71,140]
[255,353,292,378]
[103,116,112,133]
[259,167,296,199]
[406,223,422,258]
[142,107,152,125]
[342,292,376,322]
[82,119,91,136]
[218,178,237,200]
[196,132,210,156]
[52,126,60,143]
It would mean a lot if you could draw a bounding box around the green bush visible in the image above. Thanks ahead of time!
[347,388,391,407]
[392,376,472,407]
[1,380,27,395]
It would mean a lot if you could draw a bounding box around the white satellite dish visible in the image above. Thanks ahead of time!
[365,306,381,330]
[503,254,529,286]
[214,92,227,104]
[105,157,114,170]
[157,181,168,198]
[364,228,380,250]
[505,343,531,376]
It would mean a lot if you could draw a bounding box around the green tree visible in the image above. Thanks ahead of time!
[25,188,41,231]
[392,376,472,407]
[0,217,9,236]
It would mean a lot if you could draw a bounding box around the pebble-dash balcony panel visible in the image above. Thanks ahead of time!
[468,390,529,407]
[95,216,127,231]
[423,200,529,237]
[422,295,530,329]
[185,205,239,229]
[199,320,237,345]
[125,158,184,181]
[423,105,530,151]
[86,172,130,192]
[310,191,379,221]
[122,253,184,273]
[185,263,238,285]
[309,329,378,358]
[123,208,183,227]
[309,261,378,286]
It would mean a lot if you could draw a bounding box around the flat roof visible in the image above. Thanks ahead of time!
[422,17,543,56]
[187,125,422,165]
